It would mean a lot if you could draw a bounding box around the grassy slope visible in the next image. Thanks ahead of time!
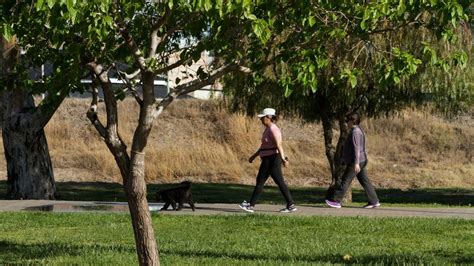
[0,212,472,265]
[0,98,472,189]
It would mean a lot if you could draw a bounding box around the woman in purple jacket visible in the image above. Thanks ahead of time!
[239,108,297,213]
[325,112,381,209]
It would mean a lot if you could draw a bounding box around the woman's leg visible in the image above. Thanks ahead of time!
[356,161,379,204]
[331,165,356,202]
[270,156,294,206]
[249,157,271,206]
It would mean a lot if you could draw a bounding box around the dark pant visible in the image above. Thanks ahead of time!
[332,161,379,204]
[249,154,294,207]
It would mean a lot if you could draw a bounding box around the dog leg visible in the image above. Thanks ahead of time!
[189,199,195,212]
[161,202,170,210]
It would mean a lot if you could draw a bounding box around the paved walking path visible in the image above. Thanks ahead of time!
[0,200,473,219]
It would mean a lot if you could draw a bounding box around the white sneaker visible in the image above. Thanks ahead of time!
[280,204,297,213]
[363,202,381,209]
[239,205,254,213]
[240,201,250,207]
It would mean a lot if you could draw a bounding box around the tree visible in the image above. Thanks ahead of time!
[0,9,82,199]
[4,0,266,265]
[1,37,58,199]
[223,1,473,200]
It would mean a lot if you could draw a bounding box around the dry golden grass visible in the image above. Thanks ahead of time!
[0,98,472,189]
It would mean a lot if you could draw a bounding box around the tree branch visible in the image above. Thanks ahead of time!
[154,56,191,75]
[152,63,250,119]
[113,0,147,70]
[86,74,107,139]
[30,88,68,130]
[86,61,131,174]
[149,6,171,58]
[86,62,126,142]
[114,65,144,107]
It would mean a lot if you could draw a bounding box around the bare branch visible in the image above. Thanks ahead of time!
[32,87,69,130]
[120,68,141,80]
[114,65,144,106]
[149,7,171,57]
[113,0,147,70]
[86,62,119,133]
[366,16,425,35]
[86,74,107,139]
[86,61,131,170]
[153,63,249,119]
[154,57,191,75]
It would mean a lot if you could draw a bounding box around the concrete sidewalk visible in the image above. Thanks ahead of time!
[0,200,473,219]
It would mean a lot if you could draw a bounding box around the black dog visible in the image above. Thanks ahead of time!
[156,181,195,211]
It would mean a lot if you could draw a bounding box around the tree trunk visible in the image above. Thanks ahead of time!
[125,71,159,265]
[125,153,159,265]
[322,114,351,202]
[87,65,159,265]
[3,120,56,199]
[1,36,56,199]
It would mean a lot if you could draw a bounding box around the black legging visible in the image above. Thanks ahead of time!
[249,154,294,207]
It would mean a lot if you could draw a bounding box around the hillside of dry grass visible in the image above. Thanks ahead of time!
[0,98,472,189]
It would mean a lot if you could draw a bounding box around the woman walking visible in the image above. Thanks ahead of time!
[325,112,381,209]
[239,108,297,213]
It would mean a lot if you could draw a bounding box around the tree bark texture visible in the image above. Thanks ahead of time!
[1,37,57,199]
[3,121,56,199]
[322,114,352,202]
[126,152,159,266]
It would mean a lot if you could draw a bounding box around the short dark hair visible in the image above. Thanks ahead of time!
[346,112,361,125]
[261,115,278,123]
[263,115,277,123]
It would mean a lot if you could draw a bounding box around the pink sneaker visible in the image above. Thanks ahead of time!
[325,199,341,208]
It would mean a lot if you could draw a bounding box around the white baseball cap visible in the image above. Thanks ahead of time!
[257,108,276,118]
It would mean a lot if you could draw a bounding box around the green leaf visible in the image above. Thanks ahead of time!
[46,0,55,9]
[245,13,257,20]
[349,75,357,88]
[2,24,13,41]
[204,0,212,11]
[393,76,401,84]
[36,0,45,11]
[308,16,316,27]
[252,19,271,44]
[397,0,406,15]
[103,16,113,27]
[284,85,293,97]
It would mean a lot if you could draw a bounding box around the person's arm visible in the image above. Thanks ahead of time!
[353,128,363,173]
[248,150,260,163]
[275,135,289,167]
[272,127,289,167]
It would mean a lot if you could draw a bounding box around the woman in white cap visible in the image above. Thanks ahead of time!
[239,108,297,213]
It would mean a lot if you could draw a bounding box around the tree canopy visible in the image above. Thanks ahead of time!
[224,0,472,119]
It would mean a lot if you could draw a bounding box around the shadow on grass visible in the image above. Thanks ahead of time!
[1,240,471,264]
[161,248,474,265]
[0,240,134,263]
[0,181,473,206]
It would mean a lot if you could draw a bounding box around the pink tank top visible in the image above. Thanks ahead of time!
[259,124,281,157]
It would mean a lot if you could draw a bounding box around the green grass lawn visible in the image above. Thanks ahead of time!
[2,181,471,207]
[0,212,472,265]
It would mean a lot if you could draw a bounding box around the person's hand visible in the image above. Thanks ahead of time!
[282,157,289,168]
[354,163,361,174]
[248,155,256,163]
